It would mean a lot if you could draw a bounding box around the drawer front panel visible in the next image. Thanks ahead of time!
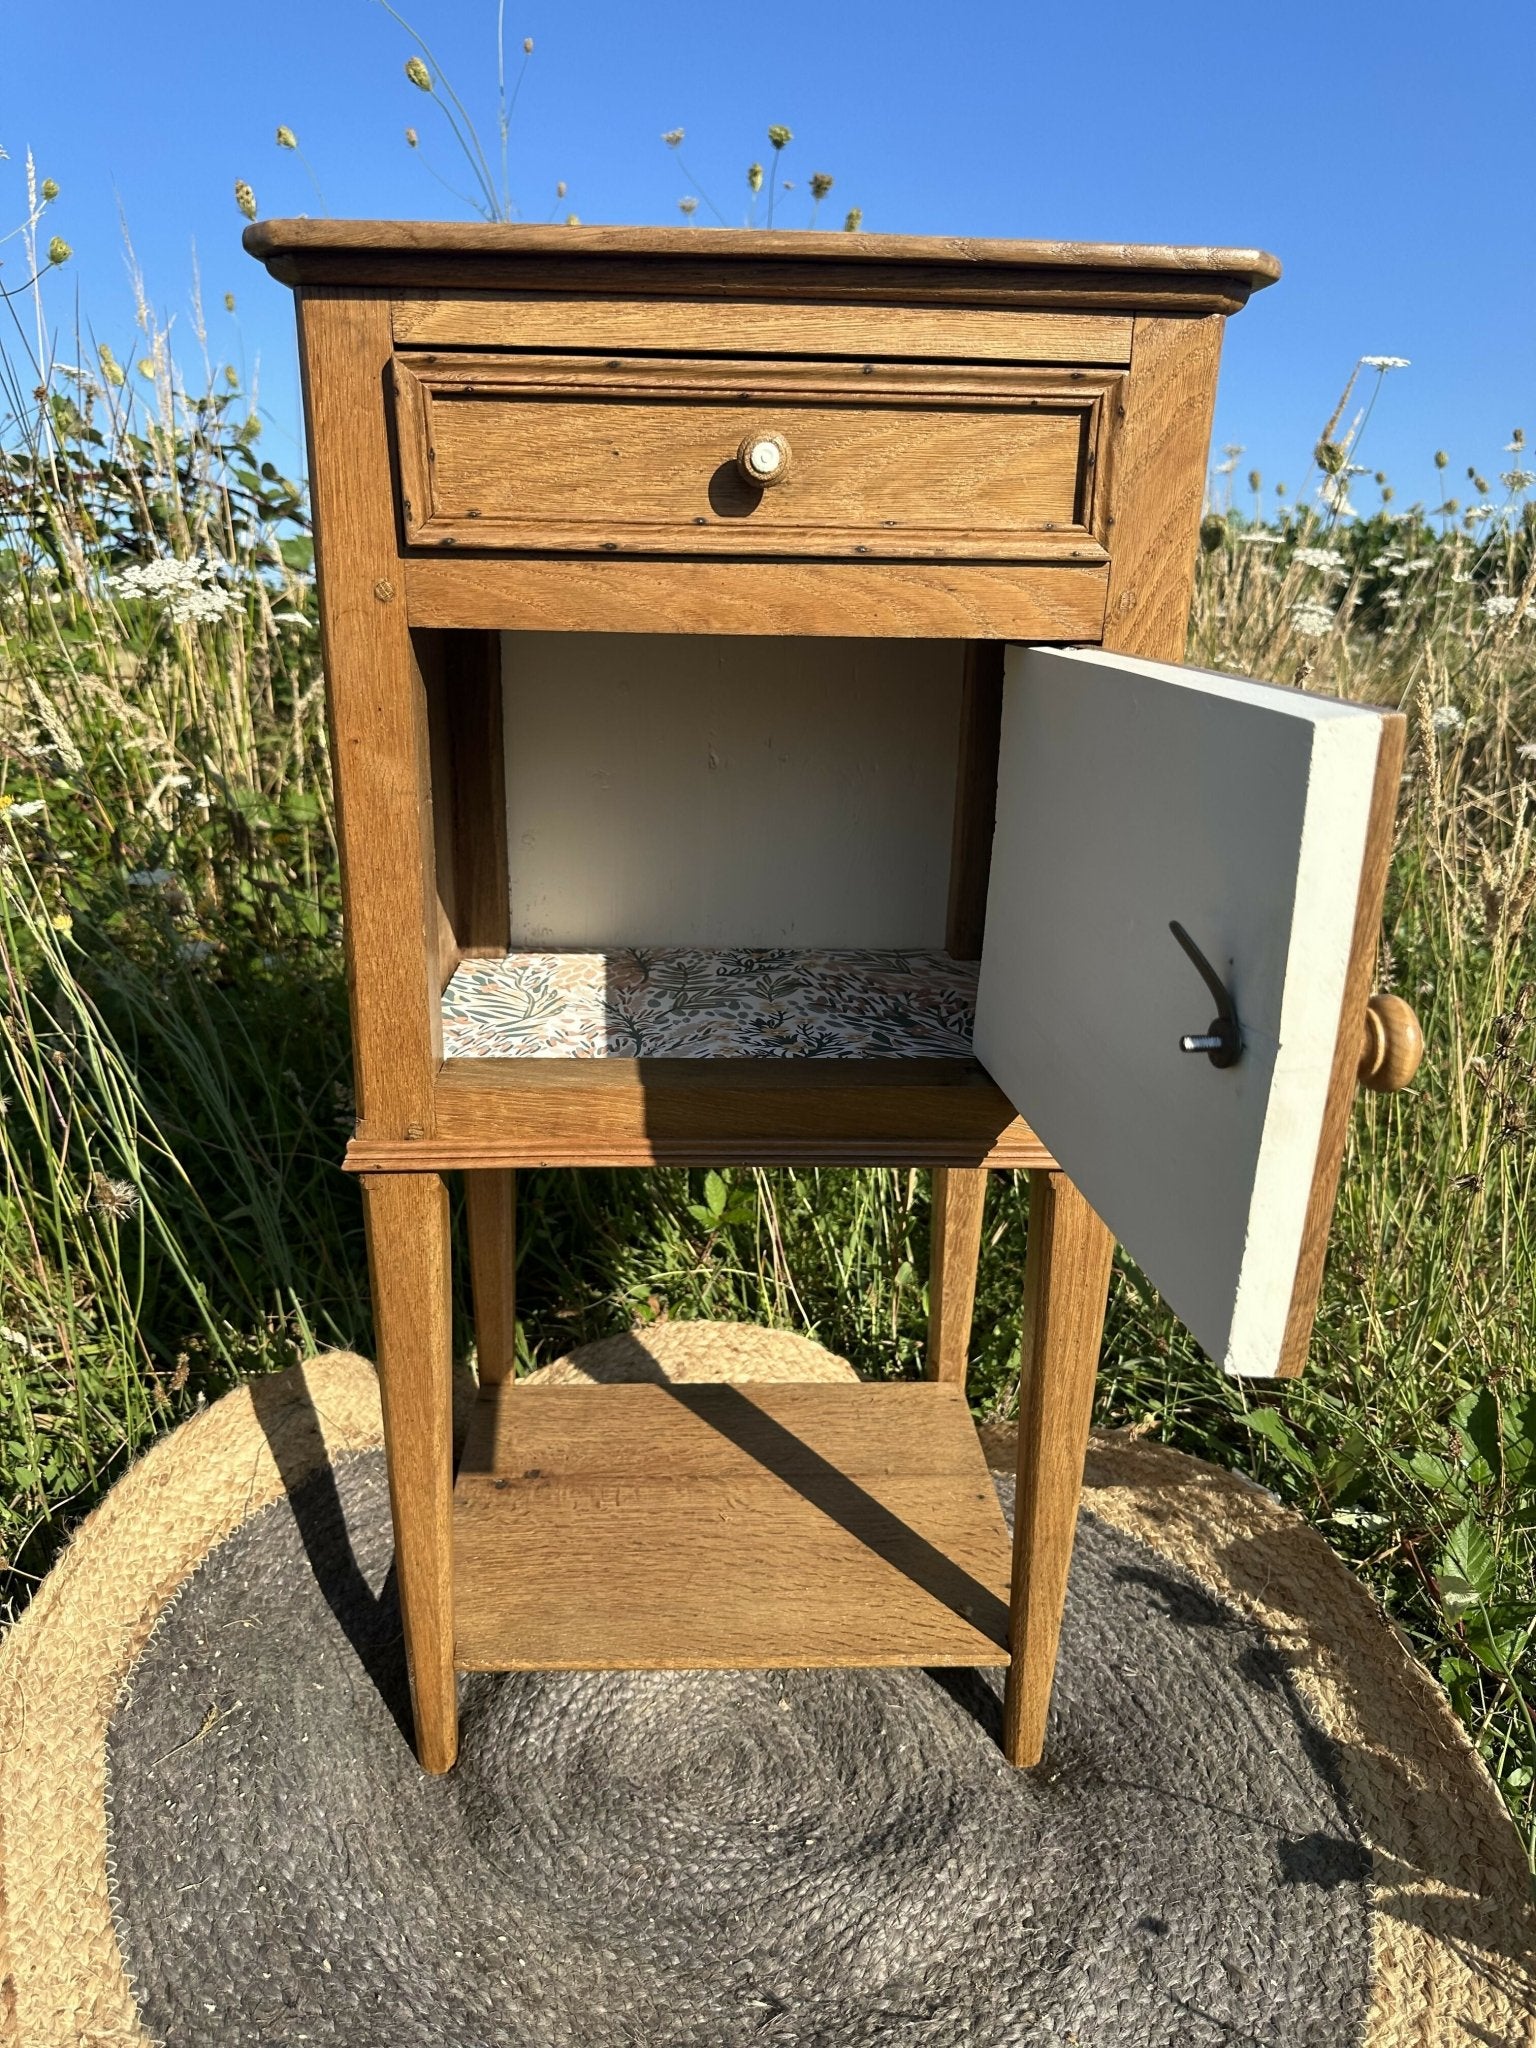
[394,354,1119,561]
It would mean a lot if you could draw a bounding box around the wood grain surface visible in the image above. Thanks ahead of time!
[394,355,1116,561]
[296,289,442,1143]
[341,1057,1058,1171]
[926,1167,989,1387]
[363,1171,458,1771]
[392,295,1135,364]
[453,1381,1014,1670]
[1002,1172,1116,1767]
[247,221,1281,313]
[403,556,1109,640]
[464,1169,518,1387]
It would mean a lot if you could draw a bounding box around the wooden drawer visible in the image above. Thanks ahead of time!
[392,353,1120,562]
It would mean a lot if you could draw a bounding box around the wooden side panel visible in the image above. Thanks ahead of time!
[946,641,1006,958]
[405,558,1109,641]
[1274,713,1406,1376]
[465,1168,518,1386]
[297,288,440,1140]
[1100,313,1224,663]
[392,296,1137,363]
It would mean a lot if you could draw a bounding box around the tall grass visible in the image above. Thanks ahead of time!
[1,234,1532,1869]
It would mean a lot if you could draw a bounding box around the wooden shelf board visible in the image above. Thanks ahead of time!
[345,1056,1054,1171]
[452,1381,1013,1673]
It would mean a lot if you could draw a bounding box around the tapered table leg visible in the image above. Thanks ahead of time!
[465,1168,517,1386]
[362,1171,458,1774]
[925,1166,988,1389]
[1002,1170,1114,1768]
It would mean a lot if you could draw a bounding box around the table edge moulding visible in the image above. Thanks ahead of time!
[250,220,1421,1782]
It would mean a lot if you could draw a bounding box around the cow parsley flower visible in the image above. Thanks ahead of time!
[1482,594,1520,620]
[113,555,238,627]
[1291,547,1345,572]
[1361,355,1410,370]
[1290,600,1335,638]
[1430,705,1463,733]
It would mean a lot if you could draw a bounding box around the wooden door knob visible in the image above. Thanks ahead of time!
[735,430,793,488]
[1357,992,1423,1092]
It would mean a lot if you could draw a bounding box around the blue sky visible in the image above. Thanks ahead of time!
[6,0,1532,517]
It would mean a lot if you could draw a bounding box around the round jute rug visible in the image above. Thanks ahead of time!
[1,1326,1531,2047]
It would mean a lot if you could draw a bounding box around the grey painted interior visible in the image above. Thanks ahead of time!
[502,633,965,949]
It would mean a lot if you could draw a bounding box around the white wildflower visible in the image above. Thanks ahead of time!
[1400,557,1434,571]
[1430,705,1463,733]
[1516,742,1536,762]
[1291,546,1345,572]
[1382,590,1404,607]
[1452,572,1474,584]
[1360,355,1410,370]
[112,554,239,627]
[2,798,45,818]
[1501,469,1534,492]
[1,1326,37,1356]
[1482,594,1520,620]
[270,610,312,627]
[1464,504,1495,520]
[1290,600,1336,638]
[1236,531,1281,546]
[1318,476,1358,517]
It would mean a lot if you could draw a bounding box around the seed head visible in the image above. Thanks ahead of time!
[224,291,236,312]
[1247,469,1261,492]
[90,1174,140,1220]
[234,179,257,221]
[747,161,764,194]
[767,125,792,150]
[843,207,863,232]
[137,358,155,379]
[1381,485,1395,503]
[405,55,432,91]
[97,343,125,387]
[1474,474,1490,495]
[40,177,59,202]
[47,235,70,265]
[662,128,685,147]
[678,196,698,217]
[1275,482,1287,498]
[565,213,580,226]
[1434,449,1449,470]
[810,172,833,200]
[276,125,298,150]
[224,365,239,389]
[1507,428,1526,451]
[523,35,533,52]
[405,127,419,147]
[556,180,567,198]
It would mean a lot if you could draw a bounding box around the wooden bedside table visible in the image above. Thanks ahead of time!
[246,222,1421,1776]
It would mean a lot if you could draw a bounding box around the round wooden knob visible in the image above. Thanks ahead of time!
[735,429,793,488]
[1357,993,1424,1092]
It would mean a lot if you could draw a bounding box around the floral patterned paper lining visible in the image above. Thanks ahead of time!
[440,947,979,1059]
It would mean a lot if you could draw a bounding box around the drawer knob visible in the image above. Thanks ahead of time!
[736,430,793,488]
[1357,992,1424,1093]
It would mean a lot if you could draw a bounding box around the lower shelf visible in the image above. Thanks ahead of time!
[452,1380,1014,1672]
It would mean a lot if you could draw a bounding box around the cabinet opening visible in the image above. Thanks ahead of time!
[428,630,1004,1061]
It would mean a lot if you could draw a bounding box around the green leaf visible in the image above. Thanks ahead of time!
[1500,1392,1536,1488]
[1394,1448,1469,1498]
[1450,1388,1502,1484]
[1239,1405,1315,1474]
[702,1170,729,1217]
[1434,1513,1497,1617]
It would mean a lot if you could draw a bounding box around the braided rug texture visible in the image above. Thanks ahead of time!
[1,1329,1531,2048]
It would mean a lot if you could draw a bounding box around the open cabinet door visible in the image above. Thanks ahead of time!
[973,646,1405,1379]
